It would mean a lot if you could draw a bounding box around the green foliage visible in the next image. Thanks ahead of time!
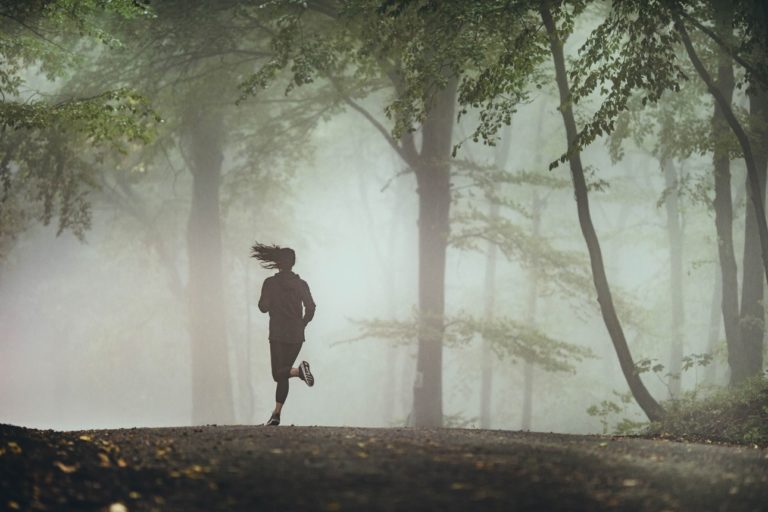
[571,0,767,168]
[448,201,651,332]
[0,1,158,256]
[570,0,687,156]
[589,353,718,436]
[0,89,157,145]
[239,0,546,146]
[345,311,595,373]
[587,390,636,434]
[454,314,595,373]
[451,160,570,206]
[645,377,768,446]
[635,352,713,381]
[0,0,151,90]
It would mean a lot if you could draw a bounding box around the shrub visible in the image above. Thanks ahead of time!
[645,377,768,446]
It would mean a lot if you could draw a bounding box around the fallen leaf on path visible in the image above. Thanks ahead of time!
[181,464,210,479]
[8,442,21,454]
[79,435,93,442]
[109,502,128,512]
[98,453,111,467]
[54,461,78,473]
[622,479,640,487]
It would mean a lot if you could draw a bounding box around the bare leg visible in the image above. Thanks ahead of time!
[273,369,299,416]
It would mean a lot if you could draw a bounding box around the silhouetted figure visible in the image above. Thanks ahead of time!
[252,243,316,426]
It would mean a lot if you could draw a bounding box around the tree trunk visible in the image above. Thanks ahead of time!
[184,107,235,425]
[675,5,768,308]
[663,157,684,397]
[412,78,457,428]
[241,259,256,423]
[738,83,768,382]
[479,200,498,430]
[383,173,408,425]
[479,123,512,430]
[522,191,543,430]
[701,3,742,385]
[704,262,723,385]
[540,3,664,421]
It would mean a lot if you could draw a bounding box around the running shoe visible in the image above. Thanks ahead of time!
[265,413,280,426]
[298,360,314,387]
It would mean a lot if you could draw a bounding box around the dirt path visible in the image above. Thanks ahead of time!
[2,423,766,511]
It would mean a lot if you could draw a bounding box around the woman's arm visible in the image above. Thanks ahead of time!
[258,279,270,313]
[302,281,316,325]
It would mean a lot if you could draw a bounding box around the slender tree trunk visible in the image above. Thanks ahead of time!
[383,173,407,425]
[184,108,235,425]
[540,3,664,421]
[703,4,742,385]
[412,78,457,428]
[675,7,768,298]
[479,201,497,430]
[521,101,548,429]
[704,262,724,385]
[739,84,768,382]
[521,192,543,430]
[479,123,512,429]
[242,259,256,423]
[663,158,685,397]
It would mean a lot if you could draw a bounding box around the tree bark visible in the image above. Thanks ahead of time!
[411,78,457,428]
[738,83,768,382]
[675,7,768,295]
[540,3,664,421]
[184,107,235,425]
[705,3,741,385]
[662,157,684,397]
[675,4,768,385]
[704,261,724,385]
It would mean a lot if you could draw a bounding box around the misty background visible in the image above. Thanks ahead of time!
[0,1,749,433]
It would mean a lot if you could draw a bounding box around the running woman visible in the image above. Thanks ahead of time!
[252,243,316,426]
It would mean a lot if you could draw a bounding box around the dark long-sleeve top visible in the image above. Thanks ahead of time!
[258,270,315,343]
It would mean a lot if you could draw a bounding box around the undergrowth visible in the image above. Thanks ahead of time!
[645,377,768,447]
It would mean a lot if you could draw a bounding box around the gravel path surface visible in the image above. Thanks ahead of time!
[2,423,767,511]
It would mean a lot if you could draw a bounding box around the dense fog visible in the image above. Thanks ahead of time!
[0,1,759,433]
[0,97,728,431]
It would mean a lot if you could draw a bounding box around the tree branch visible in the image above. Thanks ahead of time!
[679,9,768,90]
[673,12,768,286]
[0,13,70,53]
[328,76,421,169]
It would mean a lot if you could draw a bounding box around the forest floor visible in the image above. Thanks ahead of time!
[1,423,767,512]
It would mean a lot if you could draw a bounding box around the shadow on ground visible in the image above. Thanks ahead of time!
[1,423,766,511]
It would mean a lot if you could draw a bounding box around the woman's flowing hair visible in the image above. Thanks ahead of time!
[251,242,295,270]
